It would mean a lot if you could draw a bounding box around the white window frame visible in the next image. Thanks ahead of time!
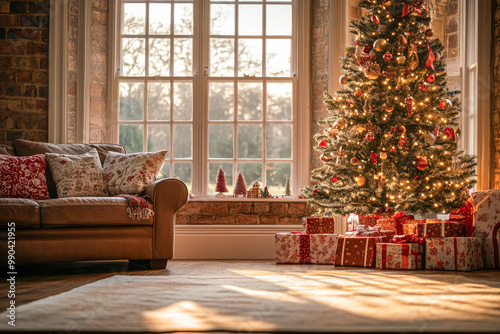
[109,0,311,198]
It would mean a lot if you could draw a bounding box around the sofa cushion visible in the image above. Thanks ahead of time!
[0,145,14,156]
[103,150,167,196]
[38,197,153,228]
[45,149,108,198]
[0,154,50,200]
[13,139,126,198]
[0,198,40,228]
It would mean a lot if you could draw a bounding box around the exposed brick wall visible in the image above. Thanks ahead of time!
[310,0,330,172]
[493,1,500,188]
[0,0,49,145]
[67,0,78,143]
[176,201,314,225]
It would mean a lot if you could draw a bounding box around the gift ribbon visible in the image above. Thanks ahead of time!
[381,244,422,269]
[454,237,458,271]
[291,232,311,263]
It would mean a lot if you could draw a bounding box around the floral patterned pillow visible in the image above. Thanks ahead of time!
[102,150,167,196]
[0,154,50,200]
[45,148,108,198]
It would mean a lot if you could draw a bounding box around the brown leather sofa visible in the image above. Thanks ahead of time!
[0,139,189,269]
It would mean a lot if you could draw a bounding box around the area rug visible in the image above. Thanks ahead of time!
[3,265,500,333]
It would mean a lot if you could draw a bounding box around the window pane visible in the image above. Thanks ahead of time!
[239,5,262,36]
[266,5,292,36]
[238,82,263,120]
[266,124,292,159]
[122,38,145,76]
[238,39,262,77]
[209,124,233,158]
[210,38,234,76]
[174,3,193,35]
[266,162,291,195]
[122,3,145,35]
[209,82,234,121]
[119,82,144,121]
[174,38,193,76]
[210,4,235,35]
[173,82,192,121]
[237,162,262,185]
[149,38,170,76]
[149,3,171,35]
[119,124,143,153]
[173,162,192,192]
[173,124,192,158]
[209,162,233,194]
[147,124,170,158]
[237,124,262,159]
[266,39,291,77]
[267,82,292,120]
[147,82,170,121]
[157,162,170,179]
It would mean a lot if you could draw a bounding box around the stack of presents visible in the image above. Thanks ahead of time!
[275,190,500,271]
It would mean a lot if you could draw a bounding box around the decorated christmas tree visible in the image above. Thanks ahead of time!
[215,166,228,195]
[234,171,247,196]
[284,177,291,196]
[302,0,476,216]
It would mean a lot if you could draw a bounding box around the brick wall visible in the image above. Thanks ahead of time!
[0,0,49,145]
[493,1,500,188]
[176,201,314,225]
[67,0,78,143]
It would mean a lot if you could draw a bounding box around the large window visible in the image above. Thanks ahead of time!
[114,0,303,196]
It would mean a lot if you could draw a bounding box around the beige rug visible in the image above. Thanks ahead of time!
[3,263,500,332]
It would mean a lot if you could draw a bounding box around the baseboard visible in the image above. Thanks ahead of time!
[173,217,347,260]
[173,225,302,260]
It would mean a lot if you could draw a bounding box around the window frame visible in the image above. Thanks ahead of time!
[110,0,311,198]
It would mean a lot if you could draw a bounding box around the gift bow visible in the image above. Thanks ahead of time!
[391,235,425,244]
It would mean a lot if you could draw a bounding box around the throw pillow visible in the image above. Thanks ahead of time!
[103,150,167,196]
[45,148,108,198]
[0,154,50,200]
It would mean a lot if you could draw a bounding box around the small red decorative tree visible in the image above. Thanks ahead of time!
[233,171,247,197]
[215,166,228,196]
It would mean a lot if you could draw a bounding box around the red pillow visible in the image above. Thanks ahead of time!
[0,154,50,200]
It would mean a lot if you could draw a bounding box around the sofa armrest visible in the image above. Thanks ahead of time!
[143,178,189,259]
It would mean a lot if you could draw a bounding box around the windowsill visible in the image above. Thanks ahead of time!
[188,197,308,202]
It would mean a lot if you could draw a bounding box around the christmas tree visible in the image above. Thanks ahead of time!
[284,177,291,196]
[215,166,228,195]
[262,186,270,198]
[302,0,476,216]
[234,171,247,196]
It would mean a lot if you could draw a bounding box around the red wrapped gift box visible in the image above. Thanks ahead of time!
[334,236,386,268]
[376,243,424,270]
[377,213,414,235]
[275,232,339,264]
[404,220,465,238]
[425,237,483,271]
[359,214,379,226]
[302,217,335,234]
[377,218,397,231]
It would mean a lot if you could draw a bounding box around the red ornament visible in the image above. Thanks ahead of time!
[402,3,410,17]
[419,82,428,91]
[443,127,456,140]
[320,153,330,162]
[331,176,338,183]
[362,45,371,53]
[425,43,435,70]
[351,157,359,165]
[405,96,414,116]
[372,14,380,25]
[312,189,320,194]
[371,152,378,164]
[416,157,428,170]
[383,52,393,61]
[439,100,446,109]
[414,176,419,180]
[396,85,402,91]
[365,133,374,141]
[427,74,435,83]
[318,140,328,147]
[354,90,363,98]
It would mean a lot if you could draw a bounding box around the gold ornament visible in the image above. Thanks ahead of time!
[397,125,406,135]
[397,35,408,46]
[339,74,349,85]
[425,28,434,37]
[351,157,359,165]
[380,152,388,160]
[384,104,394,112]
[424,133,435,145]
[373,38,388,52]
[356,125,365,134]
[407,44,419,71]
[364,63,381,80]
[320,153,330,162]
[327,127,338,139]
[334,118,347,129]
[354,175,366,186]
[396,55,406,65]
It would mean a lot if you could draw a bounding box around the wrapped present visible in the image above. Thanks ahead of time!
[275,232,339,264]
[425,237,483,271]
[404,219,465,238]
[334,236,386,268]
[358,214,379,226]
[376,243,424,270]
[391,234,425,244]
[392,211,415,234]
[449,197,475,237]
[302,217,335,234]
[472,190,500,268]
[376,218,397,231]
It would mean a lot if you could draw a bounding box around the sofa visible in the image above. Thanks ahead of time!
[0,139,189,269]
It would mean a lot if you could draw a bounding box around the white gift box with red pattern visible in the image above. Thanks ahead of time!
[275,232,339,264]
[472,190,500,269]
[425,237,483,272]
